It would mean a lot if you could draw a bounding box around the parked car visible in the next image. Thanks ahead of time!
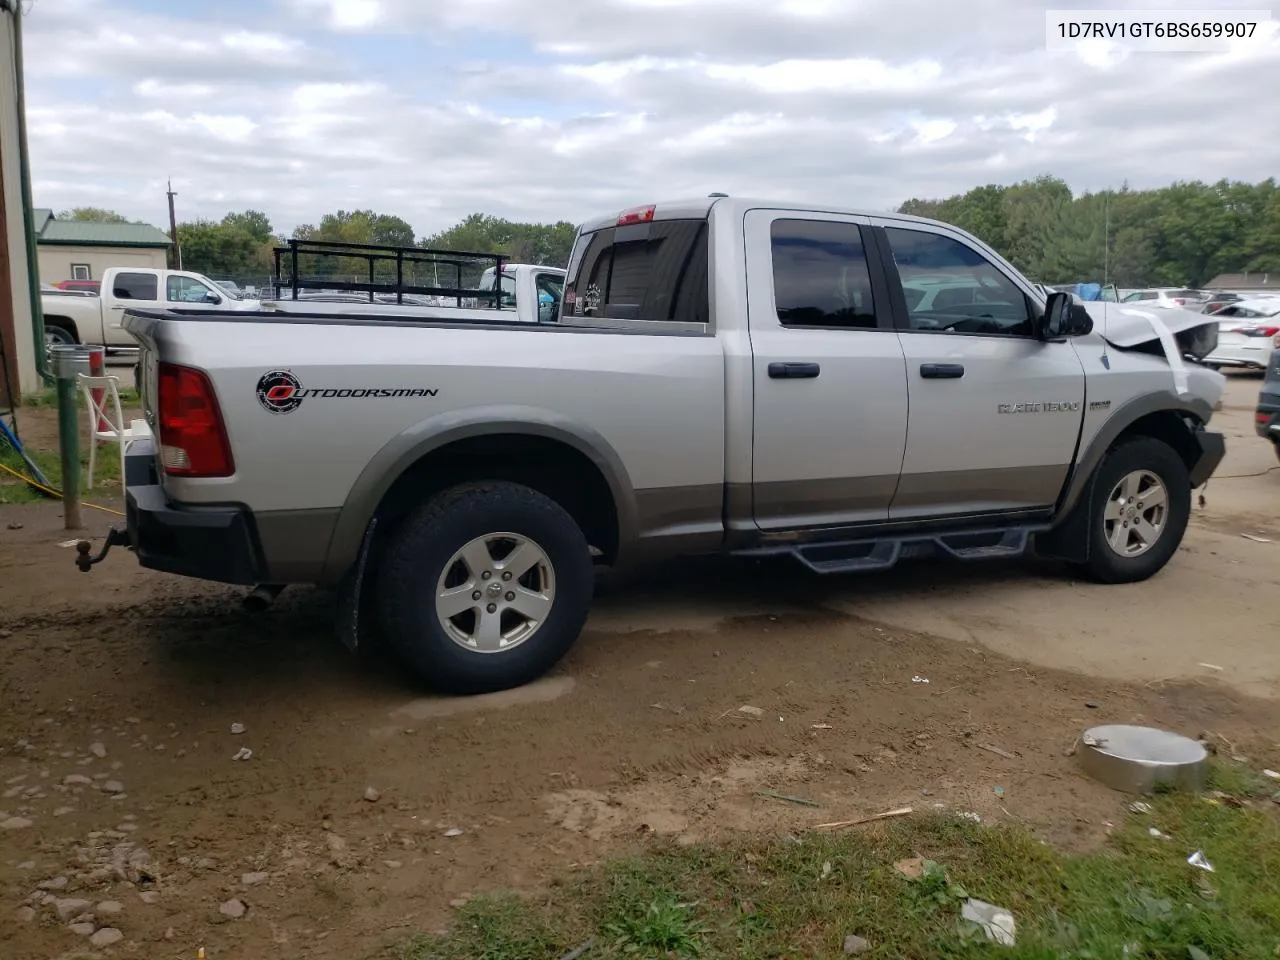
[41,283,94,298]
[1201,292,1246,314]
[1121,288,1207,309]
[55,279,101,294]
[1203,299,1280,370]
[89,196,1226,695]
[1257,349,1280,462]
[40,266,262,351]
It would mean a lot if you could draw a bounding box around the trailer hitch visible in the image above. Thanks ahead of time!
[74,526,130,572]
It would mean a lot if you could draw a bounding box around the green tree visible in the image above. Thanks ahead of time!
[896,175,1280,288]
[221,210,274,245]
[421,213,577,267]
[176,219,271,277]
[57,207,130,223]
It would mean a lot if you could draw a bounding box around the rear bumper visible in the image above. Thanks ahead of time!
[1188,428,1226,487]
[123,440,265,585]
[1257,389,1280,440]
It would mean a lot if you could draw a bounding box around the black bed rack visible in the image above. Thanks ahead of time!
[271,238,508,307]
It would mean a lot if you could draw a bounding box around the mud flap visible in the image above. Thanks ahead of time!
[1036,476,1095,564]
[335,517,378,654]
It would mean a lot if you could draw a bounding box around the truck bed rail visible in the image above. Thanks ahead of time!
[271,239,508,306]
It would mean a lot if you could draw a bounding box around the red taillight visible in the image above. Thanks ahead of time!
[156,362,234,477]
[1259,412,1272,424]
[616,204,656,226]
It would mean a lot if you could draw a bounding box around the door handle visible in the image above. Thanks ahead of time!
[768,361,821,379]
[920,363,964,379]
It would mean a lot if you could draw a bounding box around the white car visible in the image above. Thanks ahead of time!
[1204,299,1280,370]
[1121,288,1206,309]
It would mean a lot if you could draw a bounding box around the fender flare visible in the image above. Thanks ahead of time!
[1055,390,1213,519]
[321,405,639,581]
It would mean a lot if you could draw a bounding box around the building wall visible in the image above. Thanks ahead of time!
[0,8,40,398]
[38,245,168,283]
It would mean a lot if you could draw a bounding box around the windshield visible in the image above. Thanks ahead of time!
[209,279,244,301]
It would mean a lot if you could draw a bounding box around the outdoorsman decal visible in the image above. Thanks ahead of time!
[256,370,438,415]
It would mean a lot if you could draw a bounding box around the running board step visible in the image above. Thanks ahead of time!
[735,525,1046,575]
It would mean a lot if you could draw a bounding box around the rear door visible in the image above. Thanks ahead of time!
[104,270,161,344]
[746,210,909,530]
[869,219,1085,519]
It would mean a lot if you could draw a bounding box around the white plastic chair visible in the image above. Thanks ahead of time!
[77,374,151,489]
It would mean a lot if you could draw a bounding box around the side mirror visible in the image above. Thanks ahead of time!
[1040,292,1094,340]
[204,292,222,304]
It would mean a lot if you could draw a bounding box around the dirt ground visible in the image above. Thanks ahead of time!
[2,373,1278,960]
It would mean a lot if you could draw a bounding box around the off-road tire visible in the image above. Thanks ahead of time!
[376,481,593,694]
[1077,436,1191,584]
[1273,440,1280,466]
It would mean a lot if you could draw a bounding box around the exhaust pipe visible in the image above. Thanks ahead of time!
[243,583,285,613]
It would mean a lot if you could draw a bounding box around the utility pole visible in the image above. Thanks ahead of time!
[1103,191,1110,287]
[167,178,181,269]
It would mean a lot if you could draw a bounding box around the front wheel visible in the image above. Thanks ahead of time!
[44,324,77,348]
[376,481,593,694]
[1076,437,1191,584]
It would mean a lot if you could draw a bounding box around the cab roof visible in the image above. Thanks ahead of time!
[576,196,951,235]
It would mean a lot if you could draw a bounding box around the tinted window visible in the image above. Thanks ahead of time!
[562,219,708,323]
[113,272,158,301]
[884,228,1030,336]
[770,219,876,328]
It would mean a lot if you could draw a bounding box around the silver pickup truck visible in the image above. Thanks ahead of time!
[82,196,1227,694]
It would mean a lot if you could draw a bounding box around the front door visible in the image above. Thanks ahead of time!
[871,220,1086,519]
[746,210,909,530]
[165,274,224,311]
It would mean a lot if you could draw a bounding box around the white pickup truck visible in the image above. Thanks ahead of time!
[41,267,258,351]
[261,262,566,325]
[82,196,1227,696]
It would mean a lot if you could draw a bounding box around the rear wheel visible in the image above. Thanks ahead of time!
[376,481,593,694]
[1077,437,1191,584]
[1273,441,1280,466]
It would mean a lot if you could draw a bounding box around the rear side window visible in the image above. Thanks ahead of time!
[562,219,708,323]
[770,219,877,329]
[113,273,158,301]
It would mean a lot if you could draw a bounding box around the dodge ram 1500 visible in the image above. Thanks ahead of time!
[80,196,1227,694]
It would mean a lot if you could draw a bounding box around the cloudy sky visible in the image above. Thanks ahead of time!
[21,0,1280,238]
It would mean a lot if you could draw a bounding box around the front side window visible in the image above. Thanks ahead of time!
[166,275,217,303]
[769,219,877,329]
[113,272,158,301]
[562,219,708,324]
[884,227,1030,336]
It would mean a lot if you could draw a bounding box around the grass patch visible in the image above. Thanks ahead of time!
[21,384,140,409]
[400,769,1280,959]
[1,389,135,504]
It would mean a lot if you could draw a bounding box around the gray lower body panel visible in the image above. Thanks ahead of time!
[890,464,1069,516]
[255,508,341,583]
